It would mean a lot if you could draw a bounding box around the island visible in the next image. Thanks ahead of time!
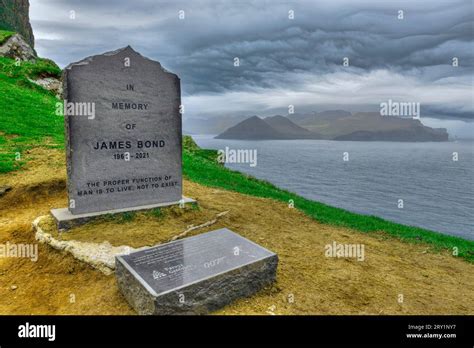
[215,111,449,141]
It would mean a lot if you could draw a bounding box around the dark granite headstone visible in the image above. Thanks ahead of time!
[50,46,193,229]
[63,46,182,214]
[115,228,278,315]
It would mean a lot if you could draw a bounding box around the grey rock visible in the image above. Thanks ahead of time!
[29,77,62,96]
[0,185,12,197]
[0,33,36,61]
[115,228,278,315]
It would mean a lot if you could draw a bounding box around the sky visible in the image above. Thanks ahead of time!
[29,0,473,136]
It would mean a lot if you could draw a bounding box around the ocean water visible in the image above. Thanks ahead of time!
[193,135,474,240]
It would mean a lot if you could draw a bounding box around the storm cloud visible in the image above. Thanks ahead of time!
[30,0,473,121]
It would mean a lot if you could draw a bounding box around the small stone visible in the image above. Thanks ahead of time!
[10,285,17,290]
[29,77,62,96]
[0,185,12,197]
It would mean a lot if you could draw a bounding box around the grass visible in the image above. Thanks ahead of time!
[0,30,14,45]
[0,56,61,80]
[119,212,135,222]
[182,136,474,263]
[0,53,472,263]
[101,211,136,224]
[0,55,63,172]
[149,208,164,219]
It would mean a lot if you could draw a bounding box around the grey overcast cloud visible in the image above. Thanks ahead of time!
[30,0,473,134]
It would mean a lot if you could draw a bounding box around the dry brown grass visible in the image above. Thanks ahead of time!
[0,148,473,315]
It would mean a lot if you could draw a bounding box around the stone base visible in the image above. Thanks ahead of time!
[51,196,197,231]
[115,228,278,315]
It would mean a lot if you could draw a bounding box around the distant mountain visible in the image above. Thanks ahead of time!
[291,112,448,141]
[216,112,449,141]
[215,116,287,140]
[215,115,322,140]
[264,115,320,139]
[333,128,448,141]
[291,110,352,126]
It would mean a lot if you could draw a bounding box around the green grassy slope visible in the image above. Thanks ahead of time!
[183,139,474,262]
[0,50,472,262]
[0,49,62,172]
[0,30,14,45]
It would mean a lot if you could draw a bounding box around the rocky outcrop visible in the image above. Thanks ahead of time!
[0,33,62,96]
[0,32,36,60]
[28,76,62,96]
[0,0,34,47]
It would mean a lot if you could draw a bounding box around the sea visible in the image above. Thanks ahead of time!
[193,135,474,241]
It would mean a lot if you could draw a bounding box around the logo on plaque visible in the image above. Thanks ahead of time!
[152,270,167,280]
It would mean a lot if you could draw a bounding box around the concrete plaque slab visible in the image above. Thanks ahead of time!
[51,196,196,230]
[115,228,278,315]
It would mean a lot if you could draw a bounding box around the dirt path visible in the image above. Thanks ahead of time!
[0,148,473,315]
